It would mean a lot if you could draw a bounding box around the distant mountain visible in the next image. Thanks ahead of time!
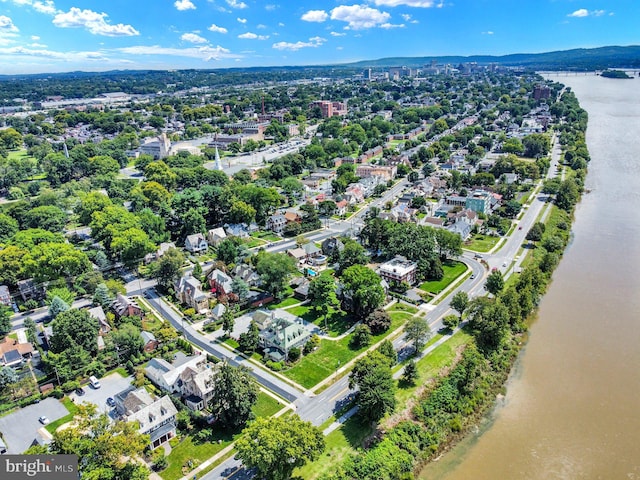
[341,45,640,70]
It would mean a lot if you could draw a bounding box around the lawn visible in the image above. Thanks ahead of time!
[395,330,472,408]
[286,305,355,337]
[244,237,267,248]
[251,231,281,242]
[464,234,501,252]
[269,296,302,309]
[388,302,419,315]
[418,261,468,295]
[252,392,283,418]
[294,414,374,480]
[161,432,233,480]
[46,397,79,434]
[142,314,164,332]
[282,312,411,389]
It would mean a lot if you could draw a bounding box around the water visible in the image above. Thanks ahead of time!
[420,75,640,480]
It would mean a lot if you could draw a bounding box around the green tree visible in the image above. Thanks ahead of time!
[216,237,243,264]
[256,252,297,299]
[93,283,113,309]
[405,316,432,354]
[336,240,368,274]
[377,339,397,365]
[111,323,144,362]
[35,404,149,479]
[209,363,259,430]
[153,248,185,290]
[50,308,99,355]
[0,213,19,242]
[443,314,460,330]
[231,277,249,302]
[111,227,156,266]
[364,308,391,335]
[340,265,386,320]
[235,415,325,480]
[0,366,19,389]
[350,324,372,349]
[308,274,339,329]
[450,291,469,319]
[526,222,546,243]
[25,205,67,232]
[485,270,505,296]
[48,296,70,319]
[228,200,256,225]
[402,359,418,385]
[238,320,259,353]
[221,307,235,337]
[0,306,12,336]
[349,351,396,423]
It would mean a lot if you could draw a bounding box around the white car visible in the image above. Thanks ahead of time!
[39,415,50,425]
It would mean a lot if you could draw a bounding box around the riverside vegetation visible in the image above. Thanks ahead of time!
[316,89,588,480]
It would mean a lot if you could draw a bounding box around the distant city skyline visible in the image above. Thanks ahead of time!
[0,0,637,74]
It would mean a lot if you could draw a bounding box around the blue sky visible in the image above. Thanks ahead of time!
[0,0,637,74]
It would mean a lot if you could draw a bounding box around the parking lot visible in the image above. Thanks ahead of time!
[0,398,68,454]
[69,373,133,416]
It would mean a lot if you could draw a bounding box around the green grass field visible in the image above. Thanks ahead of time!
[286,305,355,337]
[418,261,468,295]
[464,234,501,252]
[45,397,78,434]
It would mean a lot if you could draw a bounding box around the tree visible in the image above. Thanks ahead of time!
[526,222,546,243]
[231,277,249,302]
[33,404,149,479]
[364,308,391,335]
[235,415,325,480]
[228,200,256,225]
[209,363,258,430]
[0,366,18,390]
[111,227,156,266]
[50,309,99,355]
[522,133,550,158]
[238,320,259,353]
[350,324,372,349]
[340,265,386,320]
[377,339,397,365]
[0,306,10,335]
[349,351,396,423]
[308,274,339,329]
[25,205,67,232]
[111,323,144,362]
[485,270,505,296]
[450,291,469,319]
[48,296,70,320]
[402,359,418,385]
[336,240,368,274]
[93,283,113,309]
[0,213,19,242]
[221,307,235,337]
[256,252,297,299]
[154,248,185,290]
[443,314,460,330]
[405,316,432,354]
[216,237,243,264]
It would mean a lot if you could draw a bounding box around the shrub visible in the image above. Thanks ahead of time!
[364,309,391,334]
[266,360,283,371]
[288,347,301,362]
[350,324,372,349]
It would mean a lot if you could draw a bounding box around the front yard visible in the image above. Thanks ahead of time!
[464,234,501,252]
[418,260,468,296]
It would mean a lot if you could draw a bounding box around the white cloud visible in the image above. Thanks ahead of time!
[0,15,19,33]
[0,0,57,15]
[52,7,140,36]
[29,42,47,47]
[174,0,196,11]
[481,31,494,35]
[370,0,435,6]
[272,36,326,51]
[238,32,269,40]
[237,17,247,23]
[330,5,391,30]
[181,32,208,43]
[401,13,419,23]
[117,44,240,61]
[380,22,404,29]
[265,4,276,11]
[208,23,228,34]
[278,22,285,27]
[31,34,40,40]
[0,45,107,61]
[257,24,267,29]
[330,31,346,37]
[301,10,328,22]
[568,8,589,17]
[593,9,606,16]
[226,0,247,8]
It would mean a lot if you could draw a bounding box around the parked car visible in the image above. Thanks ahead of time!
[75,387,85,396]
[106,397,115,408]
[38,415,50,425]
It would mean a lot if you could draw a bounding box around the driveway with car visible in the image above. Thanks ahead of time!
[0,398,68,454]
[69,373,133,415]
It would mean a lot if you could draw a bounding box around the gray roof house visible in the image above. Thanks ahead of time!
[0,285,11,306]
[253,309,311,361]
[207,268,234,296]
[185,233,208,253]
[207,227,227,246]
[175,273,209,314]
[114,386,178,449]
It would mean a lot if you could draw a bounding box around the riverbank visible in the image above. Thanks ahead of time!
[313,87,590,480]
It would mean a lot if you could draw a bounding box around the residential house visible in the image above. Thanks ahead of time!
[284,211,302,225]
[0,337,34,367]
[207,227,227,246]
[232,263,261,287]
[293,279,310,300]
[378,256,418,286]
[184,233,208,254]
[253,309,311,361]
[141,331,159,352]
[207,269,234,297]
[210,303,226,321]
[17,279,45,302]
[88,306,110,335]
[343,185,364,204]
[266,214,287,235]
[321,237,344,257]
[144,242,176,264]
[224,223,257,238]
[175,274,209,314]
[335,199,348,216]
[114,387,178,449]
[447,220,472,240]
[145,355,206,393]
[112,293,142,319]
[287,248,307,264]
[0,285,11,306]
[179,362,219,411]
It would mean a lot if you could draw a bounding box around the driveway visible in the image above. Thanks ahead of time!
[0,398,68,454]
[70,373,133,416]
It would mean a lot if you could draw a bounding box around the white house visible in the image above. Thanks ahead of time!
[185,233,208,253]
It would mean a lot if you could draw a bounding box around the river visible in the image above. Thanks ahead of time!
[419,74,640,480]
